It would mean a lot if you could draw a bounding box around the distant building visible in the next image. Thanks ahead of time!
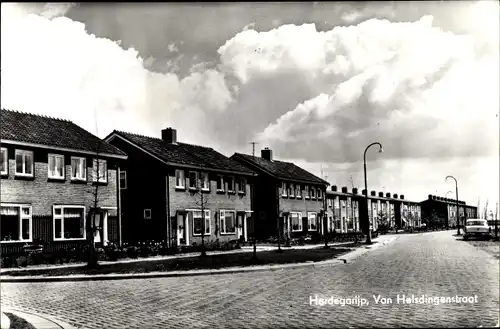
[231,148,329,240]
[420,195,478,228]
[326,187,421,233]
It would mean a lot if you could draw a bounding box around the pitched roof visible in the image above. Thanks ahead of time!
[232,153,328,185]
[1,109,126,157]
[108,131,255,175]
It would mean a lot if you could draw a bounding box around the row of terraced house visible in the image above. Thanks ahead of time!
[0,109,478,254]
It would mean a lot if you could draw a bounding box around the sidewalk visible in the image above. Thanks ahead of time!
[1,309,75,329]
[0,240,357,274]
[0,235,398,283]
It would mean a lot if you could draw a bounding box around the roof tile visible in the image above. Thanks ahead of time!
[1,109,125,156]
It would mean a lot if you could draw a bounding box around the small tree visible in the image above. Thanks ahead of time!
[85,116,105,269]
[193,171,210,257]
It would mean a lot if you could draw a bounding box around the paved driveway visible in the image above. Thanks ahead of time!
[1,231,498,328]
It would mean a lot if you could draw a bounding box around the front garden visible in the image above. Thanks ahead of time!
[1,243,358,277]
[0,231,372,271]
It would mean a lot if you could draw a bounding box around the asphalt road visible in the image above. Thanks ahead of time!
[1,231,499,328]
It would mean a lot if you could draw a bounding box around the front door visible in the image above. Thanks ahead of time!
[246,213,253,241]
[177,212,189,246]
[92,210,108,246]
[237,213,243,240]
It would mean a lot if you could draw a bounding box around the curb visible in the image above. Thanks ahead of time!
[1,238,397,283]
[1,312,10,329]
[2,308,76,329]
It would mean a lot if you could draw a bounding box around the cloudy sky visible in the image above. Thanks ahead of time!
[1,1,499,210]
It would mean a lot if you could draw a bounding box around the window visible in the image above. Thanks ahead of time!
[175,169,185,188]
[15,150,33,176]
[237,177,246,193]
[281,182,287,197]
[327,199,333,207]
[226,176,235,192]
[310,187,316,199]
[144,209,152,219]
[308,212,317,231]
[120,171,127,189]
[217,175,224,191]
[291,212,302,232]
[189,171,198,189]
[53,206,85,240]
[296,185,301,198]
[287,183,293,197]
[200,172,210,191]
[341,200,346,208]
[92,159,107,183]
[71,157,86,181]
[48,154,65,179]
[304,185,309,199]
[1,205,32,242]
[0,148,7,175]
[192,210,210,235]
[317,189,322,200]
[220,210,236,234]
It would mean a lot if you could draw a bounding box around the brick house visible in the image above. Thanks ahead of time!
[231,148,329,240]
[420,195,477,228]
[326,186,422,233]
[0,109,127,254]
[104,128,256,246]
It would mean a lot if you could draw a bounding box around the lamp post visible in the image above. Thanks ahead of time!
[364,142,384,245]
[446,176,460,235]
[445,191,453,198]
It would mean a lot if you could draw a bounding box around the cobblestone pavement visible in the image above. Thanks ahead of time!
[1,231,499,329]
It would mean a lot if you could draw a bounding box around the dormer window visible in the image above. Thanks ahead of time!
[281,182,287,197]
[317,189,322,200]
[304,186,309,199]
[287,183,293,197]
[296,184,301,198]
[311,187,316,199]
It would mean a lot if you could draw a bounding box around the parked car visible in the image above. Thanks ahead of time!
[464,219,491,240]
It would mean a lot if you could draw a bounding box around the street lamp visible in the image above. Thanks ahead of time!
[445,175,460,235]
[445,191,453,199]
[364,142,384,245]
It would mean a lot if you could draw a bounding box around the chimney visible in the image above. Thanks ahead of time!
[400,195,405,200]
[428,194,432,200]
[362,189,367,195]
[378,192,384,197]
[162,128,177,144]
[341,186,348,193]
[393,194,398,199]
[352,188,358,194]
[386,192,391,198]
[331,185,337,192]
[261,148,273,161]
[432,195,437,200]
[371,191,376,196]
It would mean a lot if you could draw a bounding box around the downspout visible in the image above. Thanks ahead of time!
[117,165,122,246]
[166,172,171,248]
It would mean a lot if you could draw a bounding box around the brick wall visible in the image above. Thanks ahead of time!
[168,169,253,244]
[1,144,121,250]
[1,155,118,215]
